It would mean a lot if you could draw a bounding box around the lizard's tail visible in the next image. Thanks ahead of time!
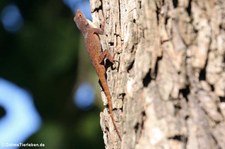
[99,75,122,141]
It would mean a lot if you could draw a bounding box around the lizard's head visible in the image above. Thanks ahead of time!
[74,9,88,30]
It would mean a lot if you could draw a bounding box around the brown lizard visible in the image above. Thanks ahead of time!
[74,9,121,141]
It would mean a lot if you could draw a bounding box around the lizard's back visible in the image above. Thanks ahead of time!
[85,29,102,66]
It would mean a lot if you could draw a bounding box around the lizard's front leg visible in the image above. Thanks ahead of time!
[91,21,105,35]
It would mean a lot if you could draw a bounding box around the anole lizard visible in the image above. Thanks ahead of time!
[74,9,121,141]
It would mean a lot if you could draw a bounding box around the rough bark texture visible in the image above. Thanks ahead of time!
[90,0,225,148]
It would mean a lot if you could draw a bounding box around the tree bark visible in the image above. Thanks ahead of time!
[91,0,225,148]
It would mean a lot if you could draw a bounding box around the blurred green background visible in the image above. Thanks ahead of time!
[0,0,104,148]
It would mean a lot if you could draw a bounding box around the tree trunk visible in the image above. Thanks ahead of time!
[91,0,225,148]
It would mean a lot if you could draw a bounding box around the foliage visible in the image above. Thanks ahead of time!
[0,1,104,148]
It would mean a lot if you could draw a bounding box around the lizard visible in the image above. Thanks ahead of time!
[74,9,121,141]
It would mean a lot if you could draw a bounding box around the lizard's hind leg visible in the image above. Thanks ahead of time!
[99,50,114,63]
